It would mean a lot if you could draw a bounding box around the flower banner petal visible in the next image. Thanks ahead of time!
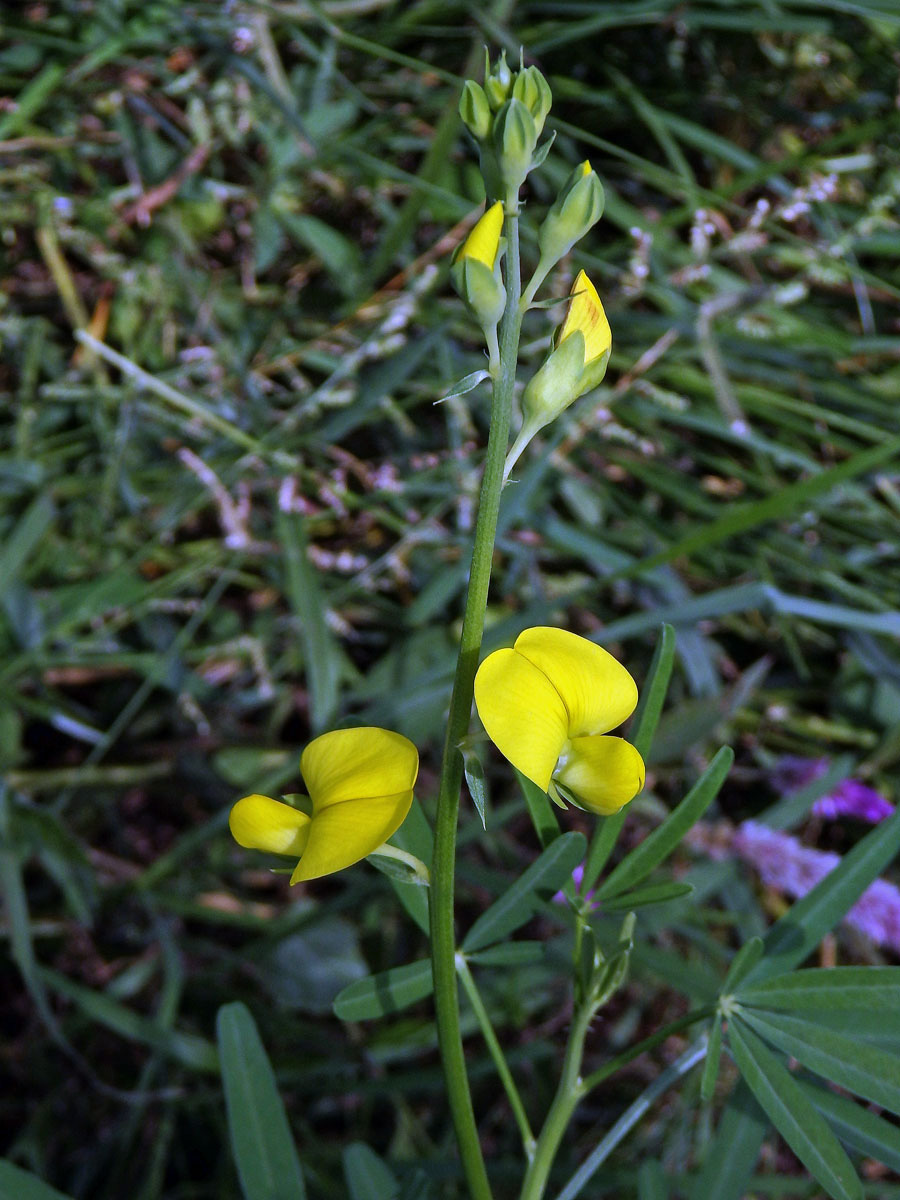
[290,790,414,883]
[558,269,611,364]
[229,794,311,856]
[301,727,418,810]
[555,735,645,815]
[513,627,638,737]
[474,647,569,790]
[457,201,504,269]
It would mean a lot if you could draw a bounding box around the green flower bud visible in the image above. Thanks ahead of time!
[484,49,513,110]
[459,80,492,141]
[512,66,552,137]
[538,161,605,266]
[520,329,586,434]
[451,257,506,330]
[493,98,538,196]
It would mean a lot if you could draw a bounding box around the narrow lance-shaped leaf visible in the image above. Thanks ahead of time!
[597,747,733,901]
[700,1018,723,1102]
[333,959,434,1021]
[737,965,900,1012]
[462,831,586,952]
[343,1143,399,1200]
[799,1079,900,1175]
[721,936,764,994]
[688,1080,767,1200]
[739,1007,900,1118]
[727,1017,862,1200]
[216,1002,306,1200]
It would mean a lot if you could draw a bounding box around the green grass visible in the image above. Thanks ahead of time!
[2,1,900,1196]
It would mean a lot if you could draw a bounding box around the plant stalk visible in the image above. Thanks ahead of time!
[429,193,523,1200]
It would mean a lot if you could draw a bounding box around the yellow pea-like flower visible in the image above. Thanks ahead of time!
[229,727,418,883]
[474,627,644,815]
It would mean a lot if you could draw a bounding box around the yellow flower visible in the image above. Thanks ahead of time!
[558,269,612,370]
[229,727,418,883]
[455,201,504,270]
[474,627,644,815]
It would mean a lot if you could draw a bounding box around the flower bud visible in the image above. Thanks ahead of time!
[451,201,506,331]
[484,49,513,110]
[538,161,605,266]
[512,66,552,137]
[459,80,492,141]
[519,270,611,434]
[493,98,538,196]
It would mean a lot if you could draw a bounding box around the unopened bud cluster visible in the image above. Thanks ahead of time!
[459,51,552,201]
[453,50,615,476]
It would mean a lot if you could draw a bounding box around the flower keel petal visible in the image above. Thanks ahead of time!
[555,735,645,815]
[229,794,311,857]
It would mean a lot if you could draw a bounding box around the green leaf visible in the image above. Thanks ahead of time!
[582,623,676,890]
[216,1002,306,1200]
[333,959,434,1021]
[277,510,342,733]
[0,493,54,607]
[462,743,488,829]
[597,747,733,901]
[462,831,586,952]
[389,798,432,936]
[727,1017,862,1200]
[516,768,560,849]
[0,1161,73,1200]
[799,1079,900,1174]
[688,1081,767,1200]
[722,936,764,994]
[636,1160,667,1200]
[466,941,544,967]
[437,369,490,403]
[343,1143,399,1200]
[737,965,900,1011]
[743,807,900,985]
[700,1018,723,1102]
[601,880,693,911]
[739,1007,900,1117]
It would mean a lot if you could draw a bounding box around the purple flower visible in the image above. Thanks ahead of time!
[733,821,900,954]
[553,864,599,909]
[812,779,894,824]
[771,756,893,824]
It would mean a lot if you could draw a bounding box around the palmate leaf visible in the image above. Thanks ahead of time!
[727,1017,862,1200]
[738,1007,900,1117]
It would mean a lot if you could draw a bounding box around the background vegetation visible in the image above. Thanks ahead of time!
[2,0,900,1196]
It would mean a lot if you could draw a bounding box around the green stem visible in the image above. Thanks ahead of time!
[519,999,595,1200]
[456,956,536,1159]
[429,193,523,1200]
[519,1005,714,1200]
